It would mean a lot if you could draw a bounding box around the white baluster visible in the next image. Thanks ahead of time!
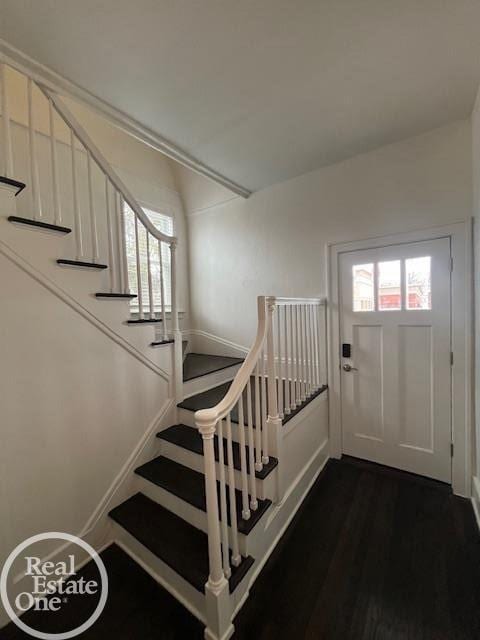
[48,99,61,224]
[246,381,258,510]
[27,78,42,220]
[225,414,241,566]
[277,305,284,419]
[311,304,317,391]
[146,232,154,318]
[295,304,301,406]
[134,215,144,318]
[170,241,183,402]
[158,240,168,339]
[104,178,116,292]
[302,304,308,400]
[290,304,296,411]
[118,195,129,294]
[305,303,312,396]
[216,418,231,579]
[1,63,13,178]
[197,419,224,587]
[114,190,124,292]
[237,395,250,521]
[261,347,269,464]
[254,362,263,471]
[87,151,99,262]
[70,129,83,259]
[284,303,290,414]
[313,304,320,389]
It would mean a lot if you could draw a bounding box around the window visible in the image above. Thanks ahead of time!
[377,260,401,310]
[124,204,174,313]
[353,263,375,311]
[406,256,431,310]
[353,256,432,312]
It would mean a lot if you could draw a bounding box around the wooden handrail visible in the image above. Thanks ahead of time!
[40,85,177,246]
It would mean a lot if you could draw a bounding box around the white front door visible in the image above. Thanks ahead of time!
[339,238,452,482]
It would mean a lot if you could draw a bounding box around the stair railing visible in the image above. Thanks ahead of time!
[0,61,183,397]
[195,295,327,637]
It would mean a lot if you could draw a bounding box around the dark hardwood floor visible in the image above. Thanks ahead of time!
[2,457,479,639]
[234,456,480,639]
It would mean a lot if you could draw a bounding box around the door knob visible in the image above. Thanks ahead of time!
[342,364,358,372]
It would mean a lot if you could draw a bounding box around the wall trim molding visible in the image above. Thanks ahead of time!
[0,236,170,381]
[0,38,251,199]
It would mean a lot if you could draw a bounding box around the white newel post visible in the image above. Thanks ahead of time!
[266,297,284,503]
[197,414,234,640]
[170,241,183,401]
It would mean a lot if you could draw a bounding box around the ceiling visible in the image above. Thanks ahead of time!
[1,1,480,192]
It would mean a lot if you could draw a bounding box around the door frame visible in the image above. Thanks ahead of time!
[327,221,473,497]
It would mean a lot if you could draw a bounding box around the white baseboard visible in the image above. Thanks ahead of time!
[186,329,249,358]
[472,476,480,533]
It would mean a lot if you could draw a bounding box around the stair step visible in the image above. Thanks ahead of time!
[1,176,26,195]
[157,424,278,480]
[109,493,254,593]
[127,318,163,324]
[183,353,243,382]
[179,380,328,427]
[57,259,108,269]
[95,292,137,299]
[178,381,253,426]
[8,216,71,234]
[151,339,174,347]
[135,456,272,535]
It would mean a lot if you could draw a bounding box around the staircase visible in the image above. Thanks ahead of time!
[0,59,329,640]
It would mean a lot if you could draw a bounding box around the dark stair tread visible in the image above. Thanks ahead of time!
[57,259,108,269]
[127,318,163,324]
[179,380,328,427]
[157,424,278,480]
[151,339,174,347]
[1,176,26,195]
[135,456,272,535]
[109,493,254,593]
[8,216,71,233]
[95,292,137,299]
[183,353,244,382]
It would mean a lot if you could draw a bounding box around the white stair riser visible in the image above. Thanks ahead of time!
[133,475,252,556]
[159,439,275,502]
[112,524,207,623]
[183,364,242,399]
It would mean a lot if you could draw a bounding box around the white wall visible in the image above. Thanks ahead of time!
[187,120,472,349]
[472,90,480,483]
[0,235,173,625]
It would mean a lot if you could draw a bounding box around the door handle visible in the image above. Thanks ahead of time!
[342,364,358,372]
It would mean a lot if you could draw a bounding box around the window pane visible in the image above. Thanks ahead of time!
[353,263,374,311]
[406,256,431,310]
[378,260,401,310]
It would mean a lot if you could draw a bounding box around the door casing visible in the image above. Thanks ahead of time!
[327,222,473,497]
